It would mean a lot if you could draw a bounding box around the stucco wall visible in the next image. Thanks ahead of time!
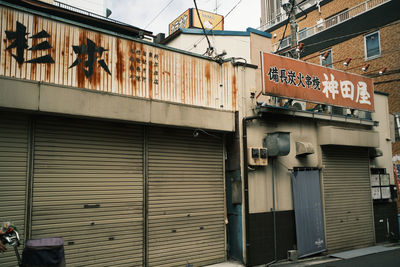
[372,93,395,182]
[0,76,235,132]
[166,34,252,62]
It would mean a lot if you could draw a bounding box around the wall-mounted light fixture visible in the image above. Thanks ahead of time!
[379,67,387,75]
[343,57,352,66]
[321,51,330,60]
[362,64,370,72]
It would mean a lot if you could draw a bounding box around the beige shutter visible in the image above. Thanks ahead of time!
[31,117,144,266]
[322,145,374,252]
[147,127,226,267]
[0,113,29,267]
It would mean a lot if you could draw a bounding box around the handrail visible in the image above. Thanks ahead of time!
[260,0,319,31]
[53,0,133,27]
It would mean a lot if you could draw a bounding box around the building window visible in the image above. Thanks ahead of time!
[266,0,283,24]
[320,49,332,68]
[298,27,307,40]
[364,31,381,60]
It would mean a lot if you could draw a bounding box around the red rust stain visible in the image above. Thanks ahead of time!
[116,38,125,93]
[232,72,237,111]
[205,62,211,106]
[148,48,153,99]
[7,10,13,33]
[45,22,53,82]
[190,58,196,104]
[76,31,87,89]
[130,42,137,95]
[31,16,39,80]
[147,44,152,99]
[48,21,57,82]
[92,34,102,89]
[181,56,185,103]
[63,33,69,84]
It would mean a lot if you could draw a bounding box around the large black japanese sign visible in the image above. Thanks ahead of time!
[5,21,54,64]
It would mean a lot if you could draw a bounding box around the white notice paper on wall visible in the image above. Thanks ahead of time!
[370,174,380,186]
[371,187,381,200]
[381,187,391,199]
[380,174,390,186]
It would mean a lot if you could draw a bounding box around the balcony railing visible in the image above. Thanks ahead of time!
[53,0,132,27]
[260,0,319,31]
[271,0,390,52]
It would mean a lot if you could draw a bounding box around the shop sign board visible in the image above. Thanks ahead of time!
[169,9,190,35]
[261,52,374,111]
[192,9,223,31]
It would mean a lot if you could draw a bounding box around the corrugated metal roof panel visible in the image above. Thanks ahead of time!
[0,5,237,111]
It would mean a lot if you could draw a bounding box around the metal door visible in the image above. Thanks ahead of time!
[291,169,326,257]
[147,127,226,267]
[0,112,29,267]
[322,145,374,252]
[31,116,144,266]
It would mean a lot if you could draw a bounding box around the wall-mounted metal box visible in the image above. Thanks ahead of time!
[247,147,268,166]
[263,132,290,157]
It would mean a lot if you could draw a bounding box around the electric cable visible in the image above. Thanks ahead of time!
[194,0,213,55]
[144,0,175,29]
[186,0,242,52]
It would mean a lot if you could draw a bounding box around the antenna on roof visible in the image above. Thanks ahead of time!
[106,8,112,18]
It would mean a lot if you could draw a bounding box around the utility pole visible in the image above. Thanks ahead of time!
[282,0,298,58]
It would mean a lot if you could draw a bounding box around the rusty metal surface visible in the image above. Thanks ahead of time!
[0,5,237,111]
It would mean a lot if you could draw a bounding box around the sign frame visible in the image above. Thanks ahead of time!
[261,52,375,111]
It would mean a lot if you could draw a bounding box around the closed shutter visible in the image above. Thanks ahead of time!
[0,113,29,267]
[32,117,144,267]
[322,145,374,252]
[147,127,225,267]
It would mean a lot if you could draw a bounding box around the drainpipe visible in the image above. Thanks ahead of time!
[242,114,260,265]
[267,157,278,266]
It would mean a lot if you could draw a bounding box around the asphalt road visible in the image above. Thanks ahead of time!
[313,249,400,267]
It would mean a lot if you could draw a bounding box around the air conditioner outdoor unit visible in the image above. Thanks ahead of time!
[291,101,306,111]
[328,106,346,116]
[358,110,372,120]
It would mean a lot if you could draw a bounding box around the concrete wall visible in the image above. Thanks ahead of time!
[372,93,395,183]
[0,76,235,132]
[250,32,273,67]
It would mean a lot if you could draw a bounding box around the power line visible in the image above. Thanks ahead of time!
[186,0,242,52]
[144,0,175,30]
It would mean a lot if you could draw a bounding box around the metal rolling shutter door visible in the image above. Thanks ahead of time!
[147,127,225,267]
[32,117,144,267]
[322,146,374,252]
[0,113,29,267]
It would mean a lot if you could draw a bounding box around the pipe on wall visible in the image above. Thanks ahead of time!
[242,114,260,265]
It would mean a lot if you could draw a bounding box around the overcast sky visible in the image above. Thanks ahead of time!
[108,0,261,35]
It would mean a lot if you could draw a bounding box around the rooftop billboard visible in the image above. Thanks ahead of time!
[169,9,223,35]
